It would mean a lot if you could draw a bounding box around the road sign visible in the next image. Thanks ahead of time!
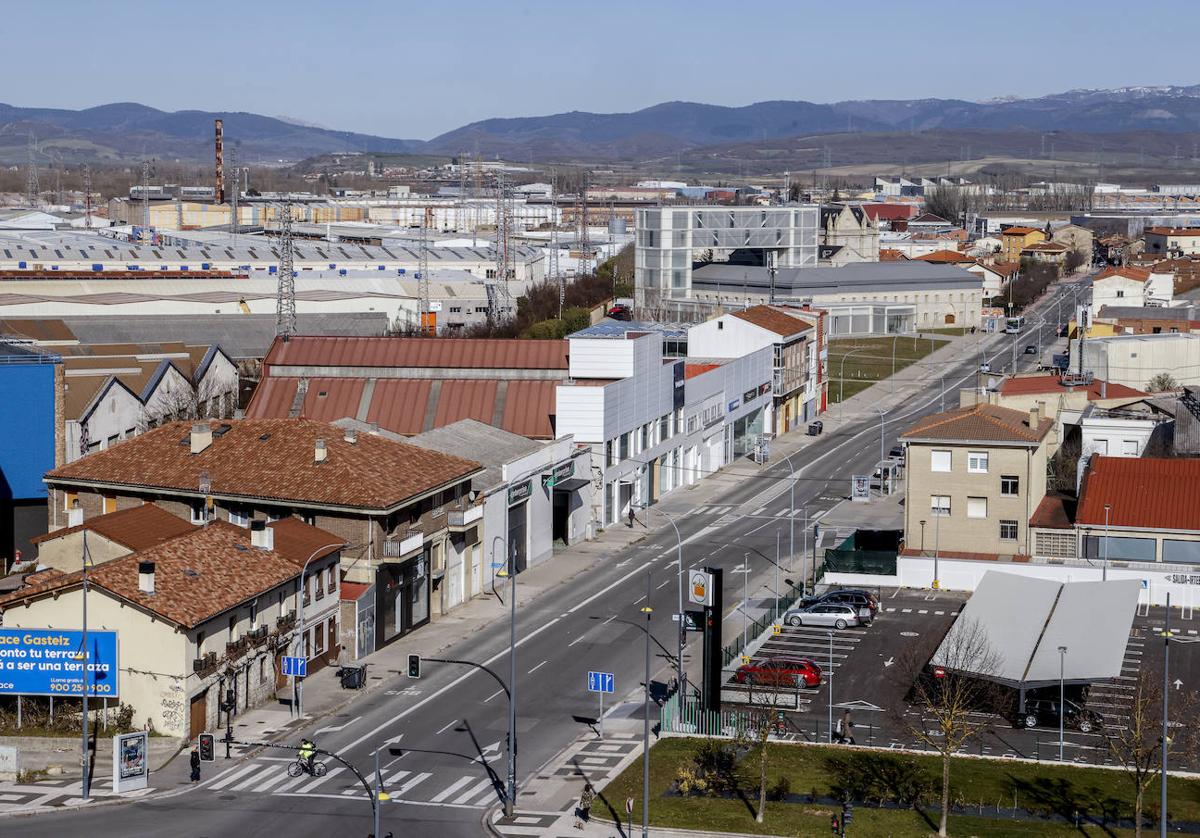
[688,570,713,606]
[587,671,614,694]
[282,656,307,678]
[933,666,946,679]
[0,627,119,697]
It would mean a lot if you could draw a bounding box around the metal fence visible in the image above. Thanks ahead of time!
[822,548,898,576]
[660,692,755,738]
[720,582,805,668]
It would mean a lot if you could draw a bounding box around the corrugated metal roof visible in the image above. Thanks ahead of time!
[246,377,299,420]
[1078,456,1200,530]
[265,336,570,371]
[303,377,366,423]
[366,379,433,435]
[435,380,499,427]
[501,380,557,439]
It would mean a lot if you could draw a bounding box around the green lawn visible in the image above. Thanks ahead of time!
[597,737,1200,837]
[827,336,948,403]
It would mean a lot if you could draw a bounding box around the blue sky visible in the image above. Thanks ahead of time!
[9,0,1197,139]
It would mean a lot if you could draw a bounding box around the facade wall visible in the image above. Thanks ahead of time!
[0,358,58,567]
[1082,334,1200,389]
[69,383,142,461]
[34,530,130,571]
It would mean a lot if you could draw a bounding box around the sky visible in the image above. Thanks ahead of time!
[7,0,1198,140]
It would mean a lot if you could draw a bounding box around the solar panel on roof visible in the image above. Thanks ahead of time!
[176,250,186,258]
[53,249,63,258]
[103,250,113,258]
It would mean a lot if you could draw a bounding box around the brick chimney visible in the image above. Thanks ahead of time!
[138,561,155,595]
[190,422,213,455]
[314,438,328,464]
[1029,403,1042,429]
[250,519,274,550]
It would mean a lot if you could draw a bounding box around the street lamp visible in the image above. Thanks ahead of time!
[80,531,93,800]
[495,536,518,818]
[933,503,942,590]
[1058,646,1067,762]
[1103,503,1111,582]
[641,572,653,838]
[295,540,348,719]
[639,504,686,701]
[827,630,835,743]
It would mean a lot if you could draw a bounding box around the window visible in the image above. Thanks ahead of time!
[1116,289,1125,298]
[259,657,267,684]
[314,623,326,656]
[102,495,117,514]
[618,432,630,460]
[686,416,698,433]
[999,519,1018,541]
[1000,475,1019,496]
[930,495,951,517]
[967,451,989,474]
[640,424,649,450]
[448,306,461,313]
[1094,439,1109,455]
[63,491,78,512]
[190,501,206,525]
[250,601,258,629]
[1121,439,1139,456]
[930,450,952,472]
[228,507,250,527]
[967,497,988,519]
[326,566,337,595]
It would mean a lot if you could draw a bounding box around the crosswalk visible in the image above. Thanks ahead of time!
[202,758,503,808]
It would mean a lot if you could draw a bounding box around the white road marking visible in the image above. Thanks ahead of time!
[315,715,361,736]
[385,769,410,786]
[396,772,432,795]
[527,660,548,674]
[656,579,671,589]
[454,777,497,804]
[483,687,505,703]
[208,763,260,791]
[436,719,459,735]
[567,635,587,647]
[431,776,474,803]
[295,766,343,794]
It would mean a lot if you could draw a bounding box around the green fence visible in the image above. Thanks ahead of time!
[660,692,755,738]
[822,548,898,576]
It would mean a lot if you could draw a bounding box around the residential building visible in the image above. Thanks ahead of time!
[1144,226,1200,257]
[999,226,1045,262]
[1089,266,1174,319]
[1050,224,1094,260]
[0,518,343,738]
[41,418,481,655]
[1020,241,1071,270]
[819,204,880,264]
[687,304,826,432]
[901,403,1053,559]
[1093,305,1200,335]
[29,502,195,571]
[1079,332,1200,389]
[633,205,819,310]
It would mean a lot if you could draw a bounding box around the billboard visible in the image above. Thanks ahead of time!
[113,731,149,793]
[0,628,118,697]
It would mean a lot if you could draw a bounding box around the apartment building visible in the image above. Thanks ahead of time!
[999,226,1045,262]
[901,403,1053,559]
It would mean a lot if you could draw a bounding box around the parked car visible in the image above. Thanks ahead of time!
[734,655,822,688]
[801,588,879,621]
[1020,698,1104,733]
[979,362,991,373]
[1024,344,1038,355]
[783,603,861,630]
[807,420,824,436]
[888,445,905,464]
[607,304,633,321]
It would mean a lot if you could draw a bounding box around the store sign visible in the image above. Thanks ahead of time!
[1166,573,1200,585]
[758,382,771,396]
[743,388,757,404]
[0,628,119,697]
[727,399,740,412]
[672,360,686,410]
[541,460,574,489]
[688,570,713,606]
[507,479,532,505]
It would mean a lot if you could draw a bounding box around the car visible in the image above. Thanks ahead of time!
[1024,344,1038,354]
[888,445,905,464]
[979,362,991,373]
[1020,698,1103,733]
[782,603,861,630]
[807,420,824,436]
[734,655,822,688]
[801,588,879,621]
[607,304,633,321]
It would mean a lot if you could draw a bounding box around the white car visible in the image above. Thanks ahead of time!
[783,603,861,630]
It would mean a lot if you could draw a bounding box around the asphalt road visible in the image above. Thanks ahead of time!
[10,285,1081,838]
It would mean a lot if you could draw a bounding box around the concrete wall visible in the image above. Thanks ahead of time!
[34,529,130,571]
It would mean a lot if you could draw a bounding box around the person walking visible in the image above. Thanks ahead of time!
[189,747,201,783]
[575,783,597,829]
[628,506,637,529]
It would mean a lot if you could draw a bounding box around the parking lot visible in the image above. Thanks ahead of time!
[723,588,1200,769]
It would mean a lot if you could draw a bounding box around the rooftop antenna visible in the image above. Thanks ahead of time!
[82,164,93,229]
[418,206,433,334]
[214,118,225,204]
[24,133,40,209]
[140,158,154,240]
[275,204,296,340]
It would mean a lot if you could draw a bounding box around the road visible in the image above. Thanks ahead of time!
[10,284,1082,838]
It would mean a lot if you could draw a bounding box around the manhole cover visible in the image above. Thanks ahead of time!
[900,631,919,637]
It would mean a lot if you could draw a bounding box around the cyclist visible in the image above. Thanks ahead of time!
[298,738,317,774]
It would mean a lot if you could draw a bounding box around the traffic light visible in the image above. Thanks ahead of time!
[407,654,421,679]
[220,688,235,712]
[842,800,854,826]
[198,733,215,762]
[829,813,839,833]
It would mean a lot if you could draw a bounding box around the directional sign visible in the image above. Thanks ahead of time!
[587,670,614,694]
[282,656,307,678]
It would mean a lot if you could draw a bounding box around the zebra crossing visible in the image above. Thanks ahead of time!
[202,757,503,808]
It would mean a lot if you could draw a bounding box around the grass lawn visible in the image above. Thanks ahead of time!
[827,335,948,403]
[597,737,1200,837]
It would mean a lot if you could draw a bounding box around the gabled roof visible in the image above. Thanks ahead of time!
[263,336,570,371]
[1078,456,1200,531]
[900,403,1052,444]
[729,305,815,338]
[910,213,951,224]
[1095,266,1151,282]
[915,249,973,264]
[45,418,481,512]
[1021,241,1070,253]
[878,248,909,261]
[1002,226,1042,236]
[0,520,343,629]
[30,503,195,551]
[999,374,1145,400]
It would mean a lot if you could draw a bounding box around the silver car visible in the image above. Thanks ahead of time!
[783,603,861,630]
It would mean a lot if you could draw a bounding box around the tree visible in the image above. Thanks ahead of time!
[1105,666,1198,838]
[897,618,1000,837]
[1147,372,1179,393]
[741,668,799,823]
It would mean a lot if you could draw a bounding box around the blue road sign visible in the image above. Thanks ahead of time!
[282,656,307,678]
[587,671,614,694]
[0,628,119,697]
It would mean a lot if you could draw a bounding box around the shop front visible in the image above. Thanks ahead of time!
[374,550,430,648]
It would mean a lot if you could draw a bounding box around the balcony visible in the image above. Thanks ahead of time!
[226,638,248,660]
[447,505,483,529]
[247,625,269,646]
[192,651,218,676]
[384,531,423,559]
[276,610,297,632]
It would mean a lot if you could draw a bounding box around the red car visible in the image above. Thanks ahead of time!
[734,655,822,688]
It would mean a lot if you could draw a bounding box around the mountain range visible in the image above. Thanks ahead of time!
[4,85,1200,165]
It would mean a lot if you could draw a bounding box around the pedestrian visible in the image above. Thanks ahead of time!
[575,782,596,829]
[628,506,636,529]
[189,747,201,782]
[841,710,856,746]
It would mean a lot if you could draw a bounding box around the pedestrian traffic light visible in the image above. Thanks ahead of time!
[829,813,839,833]
[407,654,421,679]
[198,733,215,762]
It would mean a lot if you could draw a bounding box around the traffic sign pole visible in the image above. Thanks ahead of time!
[599,690,604,741]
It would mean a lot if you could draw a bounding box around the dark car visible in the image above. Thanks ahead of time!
[888,445,905,464]
[1024,344,1038,354]
[801,588,878,622]
[735,655,822,688]
[1020,698,1103,733]
[607,304,633,321]
[807,420,823,436]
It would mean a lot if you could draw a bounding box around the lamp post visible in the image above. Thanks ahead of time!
[827,630,835,743]
[641,572,653,838]
[838,347,869,403]
[640,504,686,700]
[80,531,92,800]
[1058,646,1067,762]
[495,537,519,818]
[1102,503,1111,582]
[295,541,348,719]
[919,519,926,555]
[933,504,942,590]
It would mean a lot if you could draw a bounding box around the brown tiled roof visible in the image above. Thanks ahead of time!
[878,249,909,261]
[1030,494,1076,529]
[263,336,570,371]
[0,521,342,628]
[267,516,348,567]
[915,249,973,264]
[900,403,1052,443]
[1145,227,1200,236]
[1002,226,1042,236]
[30,503,195,551]
[730,305,814,337]
[1095,266,1151,282]
[999,374,1145,400]
[46,418,481,512]
[1078,456,1200,530]
[1021,241,1070,253]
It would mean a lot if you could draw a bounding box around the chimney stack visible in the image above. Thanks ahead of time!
[343,428,358,445]
[1100,379,1107,398]
[137,561,155,595]
[314,438,328,464]
[250,519,274,550]
[190,422,213,455]
[1030,402,1042,429]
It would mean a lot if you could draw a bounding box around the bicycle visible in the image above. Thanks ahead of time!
[286,757,327,778]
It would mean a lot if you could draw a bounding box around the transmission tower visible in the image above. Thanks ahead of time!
[418,206,432,334]
[140,159,153,240]
[577,171,593,277]
[228,145,239,243]
[82,165,93,229]
[275,204,297,340]
[491,172,513,321]
[549,171,562,316]
[24,134,39,209]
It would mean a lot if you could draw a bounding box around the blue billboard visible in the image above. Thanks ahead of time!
[0,628,119,697]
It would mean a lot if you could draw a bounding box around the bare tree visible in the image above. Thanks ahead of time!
[1105,666,1198,838]
[1147,372,1179,393]
[898,618,1000,838]
[742,668,800,823]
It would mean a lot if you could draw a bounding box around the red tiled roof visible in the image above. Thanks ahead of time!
[1030,494,1076,529]
[46,418,480,512]
[998,374,1145,400]
[1095,266,1151,282]
[0,520,343,628]
[685,362,722,379]
[879,249,909,261]
[730,305,814,337]
[915,249,974,264]
[266,516,347,567]
[900,403,1052,443]
[1145,227,1200,236]
[340,580,372,602]
[1078,456,1200,530]
[1022,241,1070,252]
[911,213,951,224]
[862,204,918,222]
[1002,226,1042,236]
[30,503,195,550]
[263,336,570,371]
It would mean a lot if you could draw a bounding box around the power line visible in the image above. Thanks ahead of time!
[275,204,296,340]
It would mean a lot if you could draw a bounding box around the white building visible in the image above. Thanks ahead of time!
[1089,266,1174,320]
[1080,332,1200,389]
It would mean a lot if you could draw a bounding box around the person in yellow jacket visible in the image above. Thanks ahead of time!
[298,738,317,774]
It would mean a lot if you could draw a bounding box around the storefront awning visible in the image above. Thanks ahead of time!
[552,477,590,492]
